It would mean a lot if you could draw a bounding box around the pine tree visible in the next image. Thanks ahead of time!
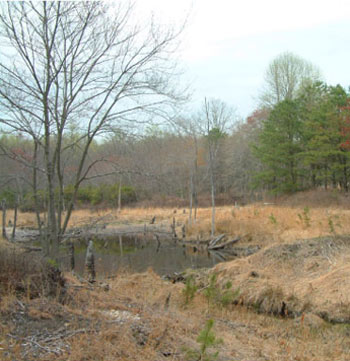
[253,99,303,193]
[300,83,350,190]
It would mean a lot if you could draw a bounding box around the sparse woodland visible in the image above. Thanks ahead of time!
[2,2,350,361]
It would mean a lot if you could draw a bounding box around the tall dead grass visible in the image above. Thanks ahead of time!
[185,205,350,244]
[5,189,350,244]
[0,244,65,300]
[1,265,350,360]
[7,204,350,245]
[52,270,350,360]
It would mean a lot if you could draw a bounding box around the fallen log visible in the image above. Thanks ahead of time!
[208,234,226,248]
[180,239,209,245]
[209,237,240,251]
[208,250,227,261]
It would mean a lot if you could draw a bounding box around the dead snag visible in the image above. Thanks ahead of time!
[170,217,178,240]
[85,240,96,283]
[69,242,75,271]
[1,199,7,240]
[11,198,18,241]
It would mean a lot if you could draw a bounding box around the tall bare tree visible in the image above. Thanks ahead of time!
[171,116,201,225]
[260,52,321,107]
[0,1,186,255]
[203,98,234,237]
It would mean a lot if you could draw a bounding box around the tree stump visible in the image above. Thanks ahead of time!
[85,240,96,283]
[69,242,75,271]
[171,217,177,240]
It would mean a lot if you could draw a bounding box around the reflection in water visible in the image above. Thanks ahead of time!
[61,235,226,277]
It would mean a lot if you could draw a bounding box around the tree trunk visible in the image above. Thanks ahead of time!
[171,217,177,239]
[32,140,44,244]
[11,198,18,241]
[118,177,122,213]
[69,242,75,271]
[2,200,7,240]
[193,138,199,223]
[210,171,216,237]
[33,140,45,236]
[119,235,123,257]
[85,240,96,283]
[343,158,348,192]
[47,173,58,255]
[208,144,216,238]
[188,173,193,226]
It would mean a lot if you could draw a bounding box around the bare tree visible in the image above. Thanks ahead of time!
[203,98,235,237]
[223,109,267,202]
[171,116,200,225]
[260,52,321,107]
[0,1,186,256]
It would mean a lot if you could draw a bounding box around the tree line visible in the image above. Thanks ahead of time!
[254,53,350,194]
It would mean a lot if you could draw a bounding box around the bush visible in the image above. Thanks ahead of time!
[20,190,47,212]
[0,247,66,300]
[0,189,17,208]
[19,183,137,211]
[76,183,137,207]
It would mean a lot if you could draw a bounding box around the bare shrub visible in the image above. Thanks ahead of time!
[0,246,65,300]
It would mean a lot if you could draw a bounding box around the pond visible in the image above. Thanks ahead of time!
[60,235,230,277]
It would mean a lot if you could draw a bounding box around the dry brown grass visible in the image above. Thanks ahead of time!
[0,243,66,301]
[48,203,350,243]
[7,189,350,245]
[3,191,350,359]
[7,204,350,245]
[184,204,350,246]
[1,267,350,360]
[6,270,350,360]
[212,235,350,324]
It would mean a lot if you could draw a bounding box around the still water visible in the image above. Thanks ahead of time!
[62,235,225,277]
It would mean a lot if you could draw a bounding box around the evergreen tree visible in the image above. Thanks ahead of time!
[300,83,350,190]
[253,99,303,193]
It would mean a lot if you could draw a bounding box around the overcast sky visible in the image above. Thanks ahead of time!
[136,0,350,118]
